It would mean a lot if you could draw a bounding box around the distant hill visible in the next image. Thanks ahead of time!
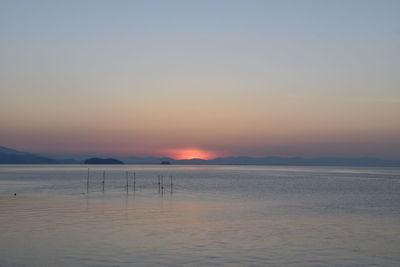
[84,158,124,164]
[0,146,22,154]
[0,145,57,164]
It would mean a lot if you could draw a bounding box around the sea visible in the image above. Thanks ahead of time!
[0,164,399,266]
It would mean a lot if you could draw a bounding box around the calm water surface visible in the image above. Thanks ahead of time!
[0,165,399,266]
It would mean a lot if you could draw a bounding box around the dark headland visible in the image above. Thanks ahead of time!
[0,146,57,164]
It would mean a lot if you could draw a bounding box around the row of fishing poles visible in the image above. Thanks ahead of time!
[85,169,173,194]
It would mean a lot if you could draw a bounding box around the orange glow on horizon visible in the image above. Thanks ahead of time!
[167,148,217,160]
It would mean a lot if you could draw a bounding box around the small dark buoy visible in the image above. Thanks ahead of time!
[14,193,16,196]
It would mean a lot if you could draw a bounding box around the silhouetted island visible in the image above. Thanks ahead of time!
[160,161,171,165]
[84,158,124,164]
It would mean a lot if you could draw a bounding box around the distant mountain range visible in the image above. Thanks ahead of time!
[1,145,399,166]
[84,158,124,164]
[119,155,400,167]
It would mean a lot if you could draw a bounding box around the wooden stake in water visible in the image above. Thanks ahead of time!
[158,175,160,193]
[126,171,129,193]
[102,170,105,192]
[170,175,173,194]
[161,175,164,194]
[86,168,90,193]
[133,172,136,191]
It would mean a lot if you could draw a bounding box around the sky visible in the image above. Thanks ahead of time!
[1,0,399,159]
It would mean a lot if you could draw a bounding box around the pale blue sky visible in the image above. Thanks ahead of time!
[1,0,399,158]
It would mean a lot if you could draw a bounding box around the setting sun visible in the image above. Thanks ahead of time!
[167,148,216,160]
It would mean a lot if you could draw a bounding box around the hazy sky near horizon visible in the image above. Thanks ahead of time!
[1,0,400,159]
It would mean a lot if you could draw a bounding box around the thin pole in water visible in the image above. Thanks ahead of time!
[158,175,160,193]
[126,171,129,193]
[102,170,105,192]
[86,168,90,193]
[161,175,164,194]
[133,172,136,191]
[170,175,173,194]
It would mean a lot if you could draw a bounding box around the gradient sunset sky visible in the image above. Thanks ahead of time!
[1,0,399,159]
